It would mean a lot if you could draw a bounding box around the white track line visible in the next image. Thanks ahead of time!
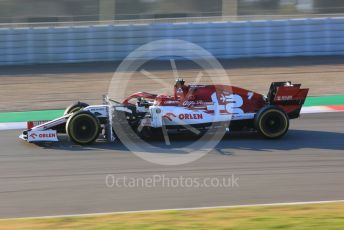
[0,122,26,130]
[301,106,343,114]
[1,200,344,221]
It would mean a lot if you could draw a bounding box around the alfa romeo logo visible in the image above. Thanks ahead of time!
[108,39,231,165]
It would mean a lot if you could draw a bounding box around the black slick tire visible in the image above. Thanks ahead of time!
[66,111,100,145]
[254,106,289,139]
[64,102,89,115]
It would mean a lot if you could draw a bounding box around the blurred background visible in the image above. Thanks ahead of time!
[0,0,343,68]
[0,0,343,24]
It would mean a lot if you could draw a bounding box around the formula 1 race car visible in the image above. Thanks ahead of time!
[20,80,309,145]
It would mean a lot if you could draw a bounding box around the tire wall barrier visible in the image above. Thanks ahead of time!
[0,17,344,65]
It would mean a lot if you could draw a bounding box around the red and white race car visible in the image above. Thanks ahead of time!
[20,80,309,145]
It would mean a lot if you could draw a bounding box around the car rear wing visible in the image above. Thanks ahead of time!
[267,81,309,119]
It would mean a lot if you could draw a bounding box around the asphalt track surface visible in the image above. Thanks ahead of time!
[0,112,343,218]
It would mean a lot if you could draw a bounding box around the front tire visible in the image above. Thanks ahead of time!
[66,111,100,145]
[64,102,89,115]
[254,106,289,139]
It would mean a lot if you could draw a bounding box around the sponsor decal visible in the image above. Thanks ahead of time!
[163,100,179,105]
[29,133,38,139]
[183,101,194,107]
[27,130,58,142]
[39,133,56,138]
[183,100,212,107]
[189,85,206,88]
[276,95,293,101]
[179,113,203,120]
[163,112,177,121]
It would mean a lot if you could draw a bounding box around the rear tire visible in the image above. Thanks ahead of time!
[64,102,89,115]
[254,106,289,139]
[66,111,100,145]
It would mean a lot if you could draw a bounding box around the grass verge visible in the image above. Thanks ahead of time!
[0,202,344,230]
